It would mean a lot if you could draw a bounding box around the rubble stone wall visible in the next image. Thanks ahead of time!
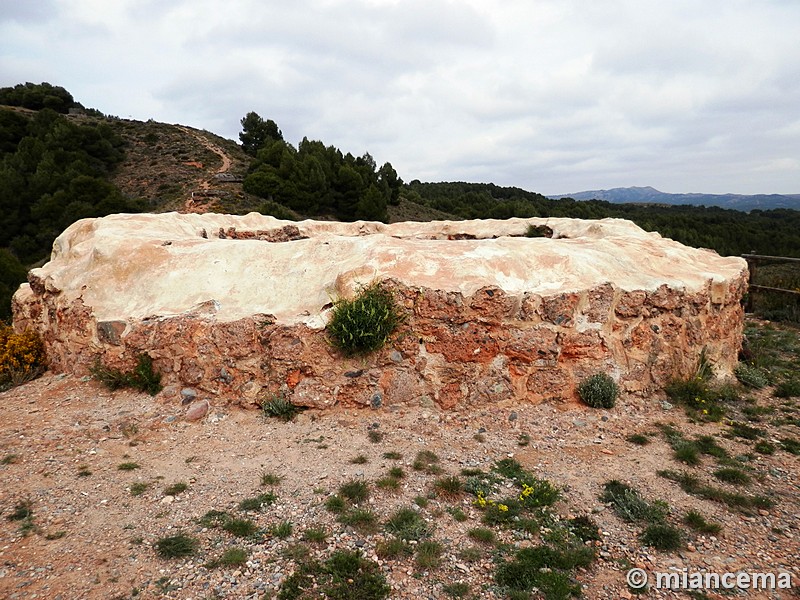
[12,213,748,409]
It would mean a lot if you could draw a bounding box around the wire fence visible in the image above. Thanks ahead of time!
[742,254,800,322]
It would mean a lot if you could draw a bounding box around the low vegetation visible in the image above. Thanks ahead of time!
[277,549,391,600]
[577,372,619,408]
[261,395,301,422]
[154,533,198,559]
[326,282,403,355]
[0,326,46,390]
[90,353,162,395]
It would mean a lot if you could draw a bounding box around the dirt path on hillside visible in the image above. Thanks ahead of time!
[177,127,234,213]
[177,126,233,178]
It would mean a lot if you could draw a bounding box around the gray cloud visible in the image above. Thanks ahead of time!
[0,0,798,194]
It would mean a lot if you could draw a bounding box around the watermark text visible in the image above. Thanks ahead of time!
[626,568,793,591]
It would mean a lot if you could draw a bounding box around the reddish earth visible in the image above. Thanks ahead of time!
[1,339,798,599]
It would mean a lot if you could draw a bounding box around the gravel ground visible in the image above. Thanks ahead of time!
[1,367,798,600]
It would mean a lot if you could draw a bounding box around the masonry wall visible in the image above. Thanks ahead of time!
[13,274,746,410]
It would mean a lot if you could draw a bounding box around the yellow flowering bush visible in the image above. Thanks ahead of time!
[0,325,46,387]
[474,491,519,525]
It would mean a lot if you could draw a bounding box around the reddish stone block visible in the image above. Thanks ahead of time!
[437,381,463,409]
[469,287,519,323]
[423,323,500,364]
[560,330,609,360]
[503,327,559,365]
[541,293,580,326]
[585,283,614,323]
[615,290,647,318]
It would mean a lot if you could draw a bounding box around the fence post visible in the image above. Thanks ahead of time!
[745,253,756,313]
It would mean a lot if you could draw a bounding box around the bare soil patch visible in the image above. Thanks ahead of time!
[1,330,798,599]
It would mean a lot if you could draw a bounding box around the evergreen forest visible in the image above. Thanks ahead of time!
[1,82,799,321]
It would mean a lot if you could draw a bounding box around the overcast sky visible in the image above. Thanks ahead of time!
[1,0,799,195]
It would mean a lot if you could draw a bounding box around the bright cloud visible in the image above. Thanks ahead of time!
[1,0,798,194]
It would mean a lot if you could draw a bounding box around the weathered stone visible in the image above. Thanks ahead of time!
[97,320,126,345]
[615,290,647,318]
[185,399,209,421]
[291,377,336,409]
[584,283,615,324]
[180,388,198,404]
[11,213,747,408]
[541,293,580,326]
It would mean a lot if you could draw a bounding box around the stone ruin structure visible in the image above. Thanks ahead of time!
[12,213,748,410]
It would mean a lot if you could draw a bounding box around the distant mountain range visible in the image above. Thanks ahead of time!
[550,186,800,212]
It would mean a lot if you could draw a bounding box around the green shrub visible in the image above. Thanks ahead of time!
[449,507,468,522]
[415,540,444,570]
[459,546,483,562]
[278,550,390,600]
[665,377,707,405]
[464,472,500,497]
[412,450,442,474]
[657,469,775,512]
[325,495,346,513]
[7,500,33,522]
[467,527,496,544]
[261,472,282,486]
[695,347,713,381]
[495,545,592,597]
[683,510,722,534]
[197,509,230,528]
[525,224,553,238]
[693,435,730,459]
[207,546,248,568]
[376,537,413,559]
[626,433,650,446]
[442,582,470,598]
[754,440,776,455]
[302,525,328,544]
[130,482,149,496]
[90,353,162,395]
[433,475,463,499]
[728,422,764,440]
[780,437,800,455]
[713,467,751,486]
[339,479,369,504]
[565,515,601,542]
[261,395,300,421]
[375,476,401,492]
[481,498,522,526]
[518,478,561,508]
[271,520,293,539]
[493,457,528,480]
[735,363,770,389]
[222,518,258,537]
[640,523,682,551]
[600,480,668,523]
[338,508,379,534]
[238,492,276,511]
[163,482,188,496]
[154,533,198,559]
[774,379,800,398]
[578,373,618,408]
[385,507,430,541]
[673,442,702,466]
[326,282,402,355]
